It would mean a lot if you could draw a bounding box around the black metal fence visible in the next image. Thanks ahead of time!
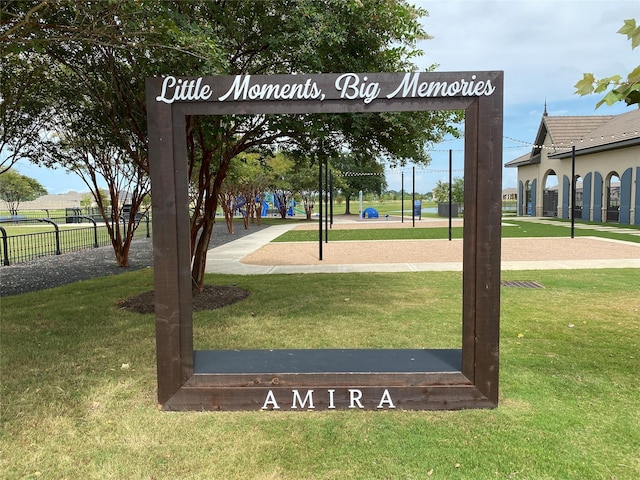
[0,207,111,224]
[0,213,151,266]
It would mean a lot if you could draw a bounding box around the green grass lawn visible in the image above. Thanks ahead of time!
[2,267,639,479]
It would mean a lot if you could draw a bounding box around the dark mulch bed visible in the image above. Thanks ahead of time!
[118,284,250,314]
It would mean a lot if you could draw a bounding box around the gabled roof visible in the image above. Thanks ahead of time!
[549,108,640,158]
[504,152,532,168]
[539,116,613,155]
[506,108,640,166]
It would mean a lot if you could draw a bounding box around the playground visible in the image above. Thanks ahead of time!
[238,216,640,269]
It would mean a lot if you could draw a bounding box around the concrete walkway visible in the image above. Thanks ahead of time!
[204,217,640,275]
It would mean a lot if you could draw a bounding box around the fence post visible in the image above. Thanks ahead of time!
[38,218,61,255]
[79,215,99,247]
[0,226,9,266]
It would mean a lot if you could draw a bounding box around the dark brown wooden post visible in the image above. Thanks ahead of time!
[146,79,193,404]
[473,85,503,405]
[462,97,479,385]
[461,76,503,405]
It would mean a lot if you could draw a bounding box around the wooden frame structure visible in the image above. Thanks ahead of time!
[146,72,503,411]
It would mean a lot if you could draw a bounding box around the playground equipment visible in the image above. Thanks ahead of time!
[362,207,379,218]
[272,194,299,217]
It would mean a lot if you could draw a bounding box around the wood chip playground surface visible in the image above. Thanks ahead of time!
[240,218,640,268]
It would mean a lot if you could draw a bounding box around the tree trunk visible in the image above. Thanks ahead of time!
[344,194,352,215]
[190,154,230,293]
[252,192,263,225]
[191,192,218,293]
[219,190,235,234]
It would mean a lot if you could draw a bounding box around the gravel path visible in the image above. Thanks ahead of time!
[0,223,269,297]
[242,236,640,265]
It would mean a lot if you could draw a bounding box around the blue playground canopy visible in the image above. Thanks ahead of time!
[363,207,378,218]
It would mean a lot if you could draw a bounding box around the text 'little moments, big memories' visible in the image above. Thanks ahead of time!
[154,72,497,105]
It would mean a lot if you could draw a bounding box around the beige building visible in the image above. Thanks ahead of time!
[505,108,640,225]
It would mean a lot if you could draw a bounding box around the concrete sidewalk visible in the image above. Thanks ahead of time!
[204,218,640,275]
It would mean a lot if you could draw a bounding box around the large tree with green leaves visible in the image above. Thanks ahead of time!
[332,152,386,215]
[2,0,462,291]
[575,18,640,108]
[183,1,462,291]
[0,53,54,174]
[1,0,228,267]
[0,169,47,215]
[288,158,321,221]
[432,177,464,204]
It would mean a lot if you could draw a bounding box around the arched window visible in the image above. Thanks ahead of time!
[606,172,620,223]
[573,175,583,219]
[542,170,558,217]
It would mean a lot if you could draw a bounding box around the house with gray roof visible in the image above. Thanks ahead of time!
[505,108,640,225]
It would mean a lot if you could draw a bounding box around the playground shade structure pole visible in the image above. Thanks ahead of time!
[571,146,576,239]
[412,166,416,227]
[330,170,333,228]
[449,150,453,241]
[318,156,323,260]
[325,156,329,243]
[401,171,404,223]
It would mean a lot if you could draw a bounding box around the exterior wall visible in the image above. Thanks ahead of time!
[516,164,539,216]
[517,181,524,215]
[514,135,639,224]
[593,172,603,222]
[636,167,640,225]
[582,172,592,221]
[561,175,569,218]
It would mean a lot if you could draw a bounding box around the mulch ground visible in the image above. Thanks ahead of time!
[119,284,250,314]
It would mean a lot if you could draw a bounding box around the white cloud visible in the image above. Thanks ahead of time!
[415,0,637,106]
[382,0,638,192]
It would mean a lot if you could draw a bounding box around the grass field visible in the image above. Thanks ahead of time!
[2,263,639,478]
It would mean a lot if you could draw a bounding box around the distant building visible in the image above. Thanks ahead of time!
[18,192,87,210]
[502,188,517,200]
[505,108,640,225]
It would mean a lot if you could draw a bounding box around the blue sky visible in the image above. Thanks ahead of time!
[10,0,638,194]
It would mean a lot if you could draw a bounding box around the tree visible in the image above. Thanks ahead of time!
[288,158,320,221]
[0,169,47,215]
[64,141,151,267]
[432,177,463,204]
[333,153,386,215]
[216,153,268,233]
[0,52,55,174]
[575,19,640,108]
[3,0,463,292]
[163,1,463,291]
[265,153,296,220]
[2,1,221,268]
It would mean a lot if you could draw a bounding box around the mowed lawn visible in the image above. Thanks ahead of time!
[2,261,639,478]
